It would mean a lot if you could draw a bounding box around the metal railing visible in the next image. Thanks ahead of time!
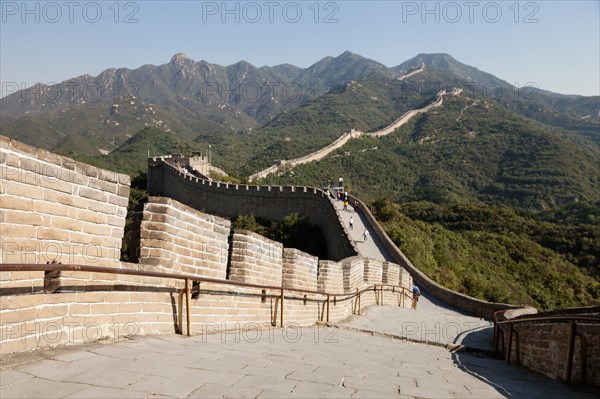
[0,263,410,337]
[494,312,600,384]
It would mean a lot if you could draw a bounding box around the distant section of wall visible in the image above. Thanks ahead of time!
[248,129,363,181]
[137,197,231,278]
[0,135,130,293]
[157,153,229,178]
[147,158,356,261]
[248,88,447,181]
[229,230,283,286]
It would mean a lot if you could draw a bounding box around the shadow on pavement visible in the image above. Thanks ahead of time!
[451,348,599,398]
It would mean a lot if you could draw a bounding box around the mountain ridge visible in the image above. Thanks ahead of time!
[1,51,598,157]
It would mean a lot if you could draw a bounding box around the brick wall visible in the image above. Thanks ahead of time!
[382,261,400,285]
[317,260,344,293]
[282,248,318,291]
[0,138,415,355]
[364,258,383,286]
[147,158,356,261]
[0,135,130,294]
[498,311,600,387]
[228,230,283,286]
[137,197,230,278]
[342,257,364,292]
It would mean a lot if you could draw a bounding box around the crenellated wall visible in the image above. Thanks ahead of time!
[147,158,357,261]
[0,140,412,355]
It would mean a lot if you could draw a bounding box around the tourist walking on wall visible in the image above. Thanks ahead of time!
[343,200,349,211]
[412,285,421,309]
[349,216,354,230]
[363,229,369,242]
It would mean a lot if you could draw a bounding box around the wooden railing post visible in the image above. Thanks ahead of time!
[565,319,577,384]
[177,289,184,334]
[280,288,284,328]
[185,279,191,336]
[506,323,513,363]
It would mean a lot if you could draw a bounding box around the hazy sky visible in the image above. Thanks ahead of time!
[1,1,599,96]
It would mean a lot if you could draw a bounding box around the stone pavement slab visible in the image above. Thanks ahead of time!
[340,292,494,352]
[1,321,597,399]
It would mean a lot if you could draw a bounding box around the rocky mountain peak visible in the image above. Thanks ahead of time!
[170,52,191,67]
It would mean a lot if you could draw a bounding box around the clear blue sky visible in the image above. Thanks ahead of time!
[1,0,599,96]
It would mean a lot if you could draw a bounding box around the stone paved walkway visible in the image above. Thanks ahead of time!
[334,198,494,352]
[333,198,396,262]
[1,320,597,398]
[339,293,494,352]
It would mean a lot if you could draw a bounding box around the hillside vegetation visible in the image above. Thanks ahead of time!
[370,199,599,310]
[260,95,599,210]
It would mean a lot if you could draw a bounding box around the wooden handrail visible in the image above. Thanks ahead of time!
[0,263,409,299]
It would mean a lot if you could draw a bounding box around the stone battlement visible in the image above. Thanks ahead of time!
[147,157,357,261]
[0,137,412,354]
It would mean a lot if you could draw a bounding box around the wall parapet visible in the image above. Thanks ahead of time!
[495,309,600,387]
[147,158,356,261]
[349,194,524,320]
[1,135,131,293]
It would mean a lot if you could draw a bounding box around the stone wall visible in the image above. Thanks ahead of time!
[0,135,130,294]
[382,261,400,285]
[228,230,283,286]
[147,158,357,261]
[342,257,365,292]
[498,319,600,386]
[317,260,344,293]
[137,197,230,279]
[1,140,411,355]
[364,258,383,286]
[282,248,318,291]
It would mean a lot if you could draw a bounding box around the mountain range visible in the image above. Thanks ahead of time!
[2,51,598,156]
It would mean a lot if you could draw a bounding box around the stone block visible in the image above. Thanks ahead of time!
[107,193,129,207]
[1,195,34,212]
[5,211,44,226]
[5,181,45,200]
[78,187,109,203]
[37,227,70,241]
